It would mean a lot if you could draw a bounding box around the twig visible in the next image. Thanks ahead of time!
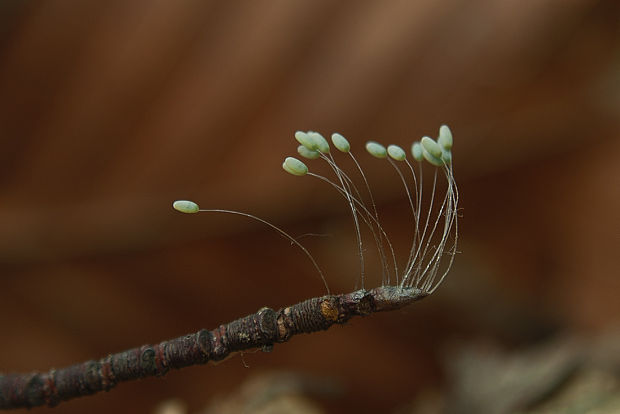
[0,286,425,409]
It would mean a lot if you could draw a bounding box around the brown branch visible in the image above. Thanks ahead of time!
[0,286,426,410]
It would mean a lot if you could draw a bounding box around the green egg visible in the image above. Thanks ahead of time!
[331,133,351,153]
[438,125,453,150]
[387,145,406,161]
[295,131,317,151]
[365,141,387,158]
[421,136,442,159]
[297,145,320,160]
[282,156,308,176]
[411,142,423,162]
[308,132,330,153]
[173,200,200,214]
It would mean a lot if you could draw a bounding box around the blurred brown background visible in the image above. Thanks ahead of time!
[1,1,619,413]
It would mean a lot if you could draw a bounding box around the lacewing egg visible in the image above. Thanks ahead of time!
[173,200,200,213]
[422,147,445,167]
[282,156,308,176]
[331,133,351,153]
[308,132,330,154]
[438,125,453,150]
[294,131,317,151]
[387,144,406,161]
[421,136,442,159]
[411,142,424,162]
[365,141,387,158]
[297,145,320,160]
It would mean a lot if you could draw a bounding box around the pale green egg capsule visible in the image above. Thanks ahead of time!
[173,200,200,214]
[282,156,308,176]
[421,136,442,159]
[308,132,330,153]
[331,133,350,153]
[422,147,445,167]
[297,145,320,160]
[387,144,406,161]
[365,141,387,158]
[411,142,423,162]
[438,124,453,150]
[295,131,317,151]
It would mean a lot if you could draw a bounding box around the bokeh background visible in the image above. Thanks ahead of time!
[1,1,619,413]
